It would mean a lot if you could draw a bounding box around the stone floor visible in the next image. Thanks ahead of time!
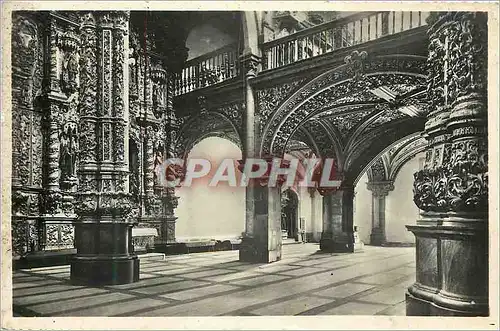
[12,244,415,317]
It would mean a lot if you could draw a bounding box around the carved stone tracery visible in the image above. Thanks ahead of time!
[259,55,428,157]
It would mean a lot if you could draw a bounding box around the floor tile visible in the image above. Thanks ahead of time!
[15,287,110,306]
[318,301,388,315]
[313,283,375,298]
[12,245,416,317]
[250,296,332,316]
[130,280,209,295]
[181,268,236,279]
[160,284,239,301]
[358,287,407,305]
[229,274,291,286]
[29,292,135,315]
[58,297,169,316]
[357,272,408,285]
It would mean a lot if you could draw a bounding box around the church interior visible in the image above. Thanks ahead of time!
[9,10,489,317]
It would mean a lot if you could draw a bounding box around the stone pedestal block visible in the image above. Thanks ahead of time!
[320,188,361,253]
[240,186,282,263]
[71,221,139,285]
[370,228,386,246]
[406,214,488,316]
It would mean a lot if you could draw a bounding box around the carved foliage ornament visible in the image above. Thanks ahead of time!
[413,139,487,212]
[427,12,487,109]
[447,12,487,102]
[261,55,427,156]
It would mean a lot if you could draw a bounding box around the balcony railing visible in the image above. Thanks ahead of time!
[262,11,429,70]
[174,43,240,96]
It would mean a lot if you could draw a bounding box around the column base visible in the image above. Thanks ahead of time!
[70,255,139,285]
[370,228,386,246]
[320,233,363,253]
[406,290,488,316]
[239,236,281,263]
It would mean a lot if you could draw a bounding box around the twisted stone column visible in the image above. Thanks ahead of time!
[72,11,138,285]
[406,12,488,316]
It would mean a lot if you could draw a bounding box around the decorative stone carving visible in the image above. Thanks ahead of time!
[260,55,428,156]
[413,12,488,214]
[368,158,387,182]
[413,139,487,212]
[325,109,374,143]
[301,120,337,158]
[446,13,487,103]
[197,95,207,114]
[256,77,308,134]
[58,27,80,95]
[367,180,394,197]
[59,121,79,182]
[240,53,261,78]
[344,50,368,81]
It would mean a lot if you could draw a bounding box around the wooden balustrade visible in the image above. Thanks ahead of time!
[173,43,240,96]
[262,11,429,70]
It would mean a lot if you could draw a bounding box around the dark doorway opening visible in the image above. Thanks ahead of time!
[281,189,299,240]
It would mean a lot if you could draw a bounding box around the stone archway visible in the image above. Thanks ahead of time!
[259,53,429,159]
[257,53,430,253]
[175,109,243,160]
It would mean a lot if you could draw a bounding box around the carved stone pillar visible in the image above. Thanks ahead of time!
[366,180,394,245]
[406,12,488,316]
[239,158,283,263]
[319,186,362,252]
[41,17,81,252]
[239,52,270,262]
[71,11,139,285]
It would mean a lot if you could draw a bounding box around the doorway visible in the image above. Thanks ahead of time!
[281,189,299,240]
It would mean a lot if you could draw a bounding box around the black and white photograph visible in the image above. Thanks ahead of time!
[1,2,498,330]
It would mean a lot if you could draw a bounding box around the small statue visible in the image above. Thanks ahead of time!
[153,150,163,183]
[60,122,79,182]
[61,51,79,94]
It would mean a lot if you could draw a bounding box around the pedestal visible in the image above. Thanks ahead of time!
[406,213,488,316]
[71,221,139,285]
[319,189,362,253]
[370,228,386,246]
[239,186,282,263]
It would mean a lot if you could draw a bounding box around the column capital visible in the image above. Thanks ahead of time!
[240,52,261,79]
[367,180,394,197]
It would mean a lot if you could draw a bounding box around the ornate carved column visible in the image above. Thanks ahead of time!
[71,11,139,285]
[40,15,82,252]
[11,13,44,257]
[366,180,394,245]
[407,12,488,316]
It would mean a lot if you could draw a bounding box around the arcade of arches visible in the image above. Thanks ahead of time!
[10,10,489,316]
